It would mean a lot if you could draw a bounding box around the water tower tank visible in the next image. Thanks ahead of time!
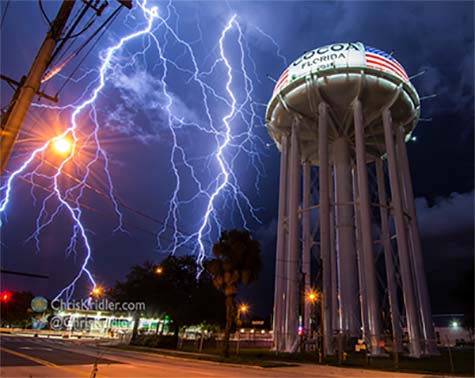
[266,42,420,164]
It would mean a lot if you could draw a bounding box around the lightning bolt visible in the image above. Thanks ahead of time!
[1,0,160,302]
[147,6,282,273]
[1,0,285,298]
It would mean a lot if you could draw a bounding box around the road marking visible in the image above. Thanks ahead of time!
[0,346,103,377]
[19,346,54,351]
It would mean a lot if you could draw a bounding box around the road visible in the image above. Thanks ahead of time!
[1,335,439,377]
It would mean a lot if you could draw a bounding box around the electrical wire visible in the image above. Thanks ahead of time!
[38,0,52,27]
[56,6,123,97]
[64,14,96,40]
[1,0,11,30]
[50,2,93,65]
[49,12,97,71]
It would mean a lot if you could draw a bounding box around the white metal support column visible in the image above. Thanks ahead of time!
[333,137,359,336]
[302,161,312,334]
[285,118,301,352]
[376,158,402,351]
[329,166,338,335]
[395,126,437,355]
[319,103,333,355]
[382,109,421,358]
[353,167,370,342]
[274,134,289,351]
[353,99,381,355]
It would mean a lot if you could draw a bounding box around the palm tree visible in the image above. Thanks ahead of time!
[206,230,262,357]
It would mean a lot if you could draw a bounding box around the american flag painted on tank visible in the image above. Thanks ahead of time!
[365,46,409,82]
[273,68,289,95]
[271,43,410,97]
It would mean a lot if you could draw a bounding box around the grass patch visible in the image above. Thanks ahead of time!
[236,348,474,376]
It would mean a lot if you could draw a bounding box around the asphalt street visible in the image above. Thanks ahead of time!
[0,335,441,377]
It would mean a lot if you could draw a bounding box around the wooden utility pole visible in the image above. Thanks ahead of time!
[0,1,76,174]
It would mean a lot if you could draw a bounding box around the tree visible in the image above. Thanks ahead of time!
[206,230,262,357]
[110,255,225,343]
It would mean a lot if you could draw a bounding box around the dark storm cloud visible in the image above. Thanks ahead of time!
[234,1,474,115]
[416,191,474,238]
[418,193,474,313]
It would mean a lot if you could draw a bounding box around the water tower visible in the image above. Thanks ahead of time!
[267,42,436,357]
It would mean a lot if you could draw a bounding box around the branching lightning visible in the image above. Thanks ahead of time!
[1,0,285,299]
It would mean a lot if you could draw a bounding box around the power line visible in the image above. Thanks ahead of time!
[38,0,52,27]
[55,5,123,97]
[0,0,10,30]
[1,269,49,279]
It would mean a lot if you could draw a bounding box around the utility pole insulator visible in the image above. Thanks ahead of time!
[117,0,133,9]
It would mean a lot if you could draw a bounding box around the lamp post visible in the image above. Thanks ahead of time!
[306,289,324,362]
[236,304,248,355]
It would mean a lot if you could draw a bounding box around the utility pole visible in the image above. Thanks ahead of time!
[0,1,76,174]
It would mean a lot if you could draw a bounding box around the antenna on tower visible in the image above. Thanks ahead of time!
[266,75,277,83]
[420,94,437,101]
[409,70,427,81]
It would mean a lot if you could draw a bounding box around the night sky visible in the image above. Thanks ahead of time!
[1,1,473,318]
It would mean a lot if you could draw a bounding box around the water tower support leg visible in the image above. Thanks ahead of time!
[285,118,301,352]
[334,137,360,337]
[329,167,338,338]
[353,167,370,343]
[353,99,382,355]
[375,158,402,352]
[382,109,421,358]
[395,126,437,355]
[302,161,312,336]
[274,134,289,352]
[318,103,334,356]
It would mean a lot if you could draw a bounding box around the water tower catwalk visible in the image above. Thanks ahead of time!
[267,42,436,357]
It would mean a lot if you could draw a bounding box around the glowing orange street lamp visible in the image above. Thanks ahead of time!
[236,303,249,355]
[51,135,73,156]
[155,266,163,275]
[91,286,103,297]
[306,290,318,304]
[239,304,248,313]
[237,303,249,325]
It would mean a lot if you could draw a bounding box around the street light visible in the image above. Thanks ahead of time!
[305,289,323,360]
[51,135,73,156]
[91,286,103,297]
[236,303,249,355]
[306,289,318,304]
[155,266,163,275]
